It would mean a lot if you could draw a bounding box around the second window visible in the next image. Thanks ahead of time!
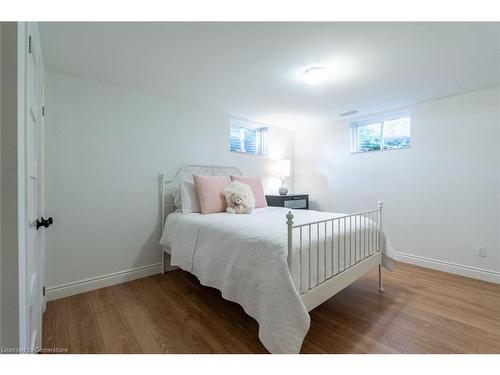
[351,112,411,153]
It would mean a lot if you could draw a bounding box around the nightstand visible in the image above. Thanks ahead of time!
[265,194,309,210]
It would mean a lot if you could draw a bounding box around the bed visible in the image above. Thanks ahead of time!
[159,165,396,353]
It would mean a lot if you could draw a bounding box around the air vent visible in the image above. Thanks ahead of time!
[339,110,359,117]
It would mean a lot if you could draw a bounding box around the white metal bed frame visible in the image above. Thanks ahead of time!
[285,203,383,311]
[160,171,383,312]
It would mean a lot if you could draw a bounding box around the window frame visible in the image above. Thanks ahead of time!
[229,119,268,156]
[350,111,411,154]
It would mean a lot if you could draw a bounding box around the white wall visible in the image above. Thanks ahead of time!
[1,22,21,349]
[295,87,500,282]
[44,69,294,298]
[0,21,3,347]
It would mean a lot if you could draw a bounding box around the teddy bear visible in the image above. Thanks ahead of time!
[223,181,255,214]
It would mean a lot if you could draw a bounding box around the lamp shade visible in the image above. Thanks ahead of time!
[272,159,290,177]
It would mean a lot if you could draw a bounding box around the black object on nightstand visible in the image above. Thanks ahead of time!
[265,194,309,210]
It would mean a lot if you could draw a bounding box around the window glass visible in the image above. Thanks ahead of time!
[357,122,382,152]
[382,117,411,150]
[352,113,411,153]
[230,121,268,155]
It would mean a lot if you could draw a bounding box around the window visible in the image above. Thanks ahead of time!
[351,112,411,153]
[230,120,268,155]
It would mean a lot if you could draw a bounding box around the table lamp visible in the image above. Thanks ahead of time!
[275,159,290,196]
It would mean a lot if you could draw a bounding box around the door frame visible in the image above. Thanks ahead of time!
[17,21,46,353]
[17,20,29,353]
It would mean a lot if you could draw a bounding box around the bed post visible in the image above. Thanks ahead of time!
[377,201,383,292]
[286,211,294,269]
[160,174,166,274]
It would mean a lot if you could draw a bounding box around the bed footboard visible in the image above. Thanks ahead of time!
[287,202,383,311]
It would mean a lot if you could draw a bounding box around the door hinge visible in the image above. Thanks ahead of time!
[28,35,32,54]
[42,106,45,116]
[43,286,46,297]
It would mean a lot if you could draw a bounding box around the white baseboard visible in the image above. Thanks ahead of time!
[46,263,162,301]
[395,251,500,284]
[45,253,500,301]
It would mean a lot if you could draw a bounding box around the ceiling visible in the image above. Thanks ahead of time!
[40,22,500,129]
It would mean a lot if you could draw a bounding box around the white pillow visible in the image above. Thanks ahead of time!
[174,190,182,210]
[180,181,201,213]
[163,179,180,211]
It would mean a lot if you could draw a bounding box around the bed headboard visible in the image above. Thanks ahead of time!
[160,165,243,227]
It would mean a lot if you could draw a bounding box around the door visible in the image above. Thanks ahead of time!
[25,23,44,352]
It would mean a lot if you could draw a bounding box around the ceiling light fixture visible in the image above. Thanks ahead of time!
[298,65,333,86]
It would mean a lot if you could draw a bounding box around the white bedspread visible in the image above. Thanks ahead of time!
[159,206,395,353]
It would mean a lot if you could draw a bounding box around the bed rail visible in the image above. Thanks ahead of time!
[287,201,383,297]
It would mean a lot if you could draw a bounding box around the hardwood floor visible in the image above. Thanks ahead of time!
[42,263,500,354]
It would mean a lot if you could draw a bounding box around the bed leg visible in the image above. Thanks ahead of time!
[161,250,165,274]
[378,264,384,292]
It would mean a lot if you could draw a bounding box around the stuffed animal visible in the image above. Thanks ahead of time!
[223,181,255,214]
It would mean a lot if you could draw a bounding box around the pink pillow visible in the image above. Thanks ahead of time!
[230,176,267,208]
[193,175,229,214]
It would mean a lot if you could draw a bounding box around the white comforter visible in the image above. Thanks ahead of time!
[159,207,395,353]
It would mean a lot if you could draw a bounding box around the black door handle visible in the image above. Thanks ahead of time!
[36,217,53,230]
